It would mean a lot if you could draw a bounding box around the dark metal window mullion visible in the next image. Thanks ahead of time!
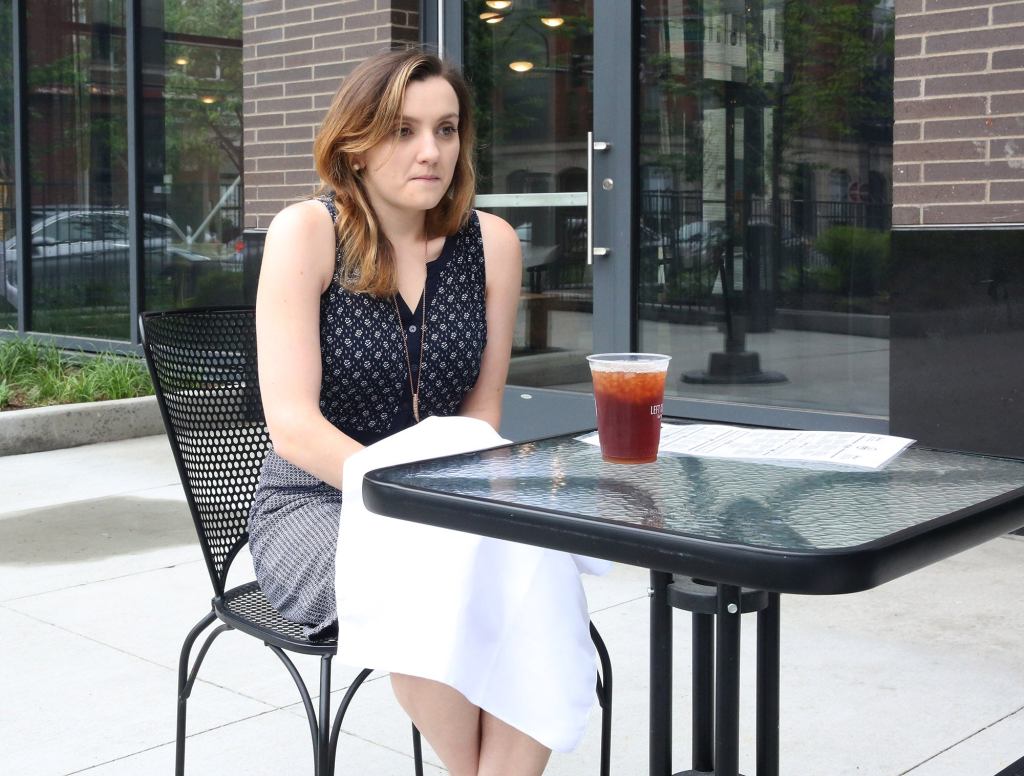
[441,0,462,64]
[419,1,438,50]
[13,0,31,334]
[421,2,459,60]
[592,0,637,353]
[126,0,144,343]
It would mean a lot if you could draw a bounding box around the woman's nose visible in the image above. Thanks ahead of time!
[417,132,440,162]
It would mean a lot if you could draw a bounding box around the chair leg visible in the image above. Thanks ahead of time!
[412,724,424,776]
[327,667,373,775]
[590,621,613,776]
[175,610,218,776]
[267,644,321,774]
[318,656,332,776]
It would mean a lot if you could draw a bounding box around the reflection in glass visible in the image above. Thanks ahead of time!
[638,0,894,416]
[25,0,130,338]
[463,0,594,388]
[0,2,14,330]
[142,0,244,312]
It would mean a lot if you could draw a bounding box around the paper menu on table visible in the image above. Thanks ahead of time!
[577,423,915,470]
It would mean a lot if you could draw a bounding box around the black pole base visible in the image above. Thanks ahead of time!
[682,351,787,385]
[674,770,750,775]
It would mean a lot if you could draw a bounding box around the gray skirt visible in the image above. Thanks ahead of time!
[248,449,342,638]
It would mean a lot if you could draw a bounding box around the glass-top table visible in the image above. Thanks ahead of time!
[363,430,1024,776]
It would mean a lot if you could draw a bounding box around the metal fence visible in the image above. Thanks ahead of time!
[0,180,246,334]
[521,191,891,312]
[638,191,892,312]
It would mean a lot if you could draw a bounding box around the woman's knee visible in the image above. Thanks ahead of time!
[390,673,448,713]
[390,674,482,776]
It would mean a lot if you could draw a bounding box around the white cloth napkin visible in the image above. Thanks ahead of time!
[335,415,608,752]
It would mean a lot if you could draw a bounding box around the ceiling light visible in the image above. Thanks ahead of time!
[508,60,534,72]
[479,11,500,20]
[200,95,217,104]
[174,56,188,65]
[486,0,512,8]
[540,17,564,27]
[485,15,504,24]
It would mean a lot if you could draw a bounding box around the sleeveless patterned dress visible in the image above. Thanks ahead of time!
[248,196,487,638]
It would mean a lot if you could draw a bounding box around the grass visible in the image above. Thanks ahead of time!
[0,338,153,410]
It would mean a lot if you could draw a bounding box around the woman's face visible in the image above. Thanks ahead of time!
[359,76,461,220]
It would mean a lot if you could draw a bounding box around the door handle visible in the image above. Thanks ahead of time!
[587,131,612,265]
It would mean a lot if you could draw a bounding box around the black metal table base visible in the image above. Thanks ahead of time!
[650,572,781,776]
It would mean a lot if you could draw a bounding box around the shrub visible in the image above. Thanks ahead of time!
[814,226,890,298]
[0,339,153,409]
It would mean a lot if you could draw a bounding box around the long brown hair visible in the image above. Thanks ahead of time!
[313,49,476,297]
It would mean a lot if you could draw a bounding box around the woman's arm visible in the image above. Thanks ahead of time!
[255,199,363,489]
[458,210,523,432]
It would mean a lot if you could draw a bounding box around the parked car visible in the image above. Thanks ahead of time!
[675,219,827,268]
[2,209,215,307]
[676,219,728,266]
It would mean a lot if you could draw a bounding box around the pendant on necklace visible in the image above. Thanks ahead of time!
[412,393,420,423]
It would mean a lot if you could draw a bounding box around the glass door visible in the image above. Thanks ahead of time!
[461,0,635,438]
[464,0,595,376]
[454,0,894,436]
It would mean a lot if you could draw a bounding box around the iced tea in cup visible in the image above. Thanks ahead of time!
[587,353,671,464]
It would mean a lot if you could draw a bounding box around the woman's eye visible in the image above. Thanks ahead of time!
[439,125,458,137]
[398,126,412,137]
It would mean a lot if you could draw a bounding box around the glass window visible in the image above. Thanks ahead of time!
[638,0,894,418]
[0,2,14,329]
[464,0,595,388]
[143,217,179,241]
[142,0,244,312]
[26,0,130,338]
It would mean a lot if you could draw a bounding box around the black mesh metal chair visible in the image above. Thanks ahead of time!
[140,306,613,776]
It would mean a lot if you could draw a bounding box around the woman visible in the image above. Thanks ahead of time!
[248,49,564,775]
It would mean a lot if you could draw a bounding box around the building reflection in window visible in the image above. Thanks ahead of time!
[2,0,243,342]
[639,0,894,417]
[0,2,14,331]
[23,0,130,338]
[142,0,244,313]
[464,0,596,387]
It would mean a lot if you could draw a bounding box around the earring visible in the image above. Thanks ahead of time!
[352,163,361,171]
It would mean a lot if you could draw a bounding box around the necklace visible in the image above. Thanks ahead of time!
[393,237,429,423]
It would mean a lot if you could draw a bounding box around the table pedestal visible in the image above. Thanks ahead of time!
[650,572,781,776]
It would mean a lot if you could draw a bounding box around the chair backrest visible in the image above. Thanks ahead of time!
[140,307,270,597]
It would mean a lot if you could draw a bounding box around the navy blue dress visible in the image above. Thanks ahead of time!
[248,196,487,637]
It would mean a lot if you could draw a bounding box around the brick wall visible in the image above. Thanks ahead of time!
[242,0,420,230]
[893,0,1024,226]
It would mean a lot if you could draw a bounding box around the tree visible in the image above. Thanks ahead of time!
[781,0,895,146]
[162,0,243,179]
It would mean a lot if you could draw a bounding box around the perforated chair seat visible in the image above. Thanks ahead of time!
[216,581,338,656]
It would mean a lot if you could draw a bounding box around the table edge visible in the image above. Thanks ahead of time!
[361,440,1024,595]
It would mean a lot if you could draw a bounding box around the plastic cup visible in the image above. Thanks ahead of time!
[587,353,671,464]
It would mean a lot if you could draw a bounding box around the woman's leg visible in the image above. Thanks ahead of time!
[390,673,481,776]
[477,711,551,776]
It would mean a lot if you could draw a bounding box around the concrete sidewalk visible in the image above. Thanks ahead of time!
[2,435,1022,776]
